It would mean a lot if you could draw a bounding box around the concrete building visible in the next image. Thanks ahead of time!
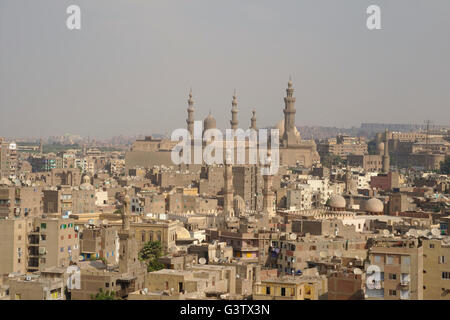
[365,238,423,300]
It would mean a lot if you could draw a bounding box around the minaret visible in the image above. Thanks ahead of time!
[118,194,137,274]
[262,150,275,217]
[223,150,234,218]
[250,109,257,130]
[230,90,238,131]
[345,160,352,194]
[282,78,297,147]
[382,129,390,173]
[39,139,43,155]
[186,89,195,138]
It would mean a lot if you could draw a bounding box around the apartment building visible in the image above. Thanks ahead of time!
[0,186,42,219]
[79,224,118,265]
[0,218,31,275]
[365,238,423,300]
[253,273,328,300]
[422,239,450,300]
[27,217,80,272]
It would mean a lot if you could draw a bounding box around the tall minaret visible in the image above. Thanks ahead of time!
[186,89,195,138]
[250,109,257,130]
[282,78,297,147]
[262,150,275,217]
[230,90,238,131]
[223,150,234,218]
[119,194,137,274]
[382,129,390,173]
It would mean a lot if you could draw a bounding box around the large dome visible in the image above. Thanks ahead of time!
[203,113,217,131]
[274,119,300,138]
[377,142,385,154]
[329,195,346,209]
[364,198,384,213]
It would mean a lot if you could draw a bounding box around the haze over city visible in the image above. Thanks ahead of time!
[1,0,450,139]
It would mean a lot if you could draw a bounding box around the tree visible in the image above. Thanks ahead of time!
[90,288,117,300]
[440,156,450,174]
[321,154,344,168]
[139,241,164,272]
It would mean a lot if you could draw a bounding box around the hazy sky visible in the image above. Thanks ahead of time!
[1,0,449,139]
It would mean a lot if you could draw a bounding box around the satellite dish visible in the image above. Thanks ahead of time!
[431,228,440,237]
[289,233,297,241]
[335,251,342,258]
[199,258,206,265]
[417,230,427,237]
[213,257,219,263]
[383,229,390,236]
[409,229,418,237]
[319,251,328,258]
[353,268,363,275]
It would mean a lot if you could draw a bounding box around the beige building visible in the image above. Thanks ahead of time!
[422,239,450,300]
[253,273,328,300]
[365,238,423,300]
[0,218,30,275]
[0,186,43,219]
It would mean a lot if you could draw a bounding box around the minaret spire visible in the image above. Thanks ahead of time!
[382,128,390,173]
[282,77,297,147]
[250,109,257,130]
[262,149,275,217]
[186,89,195,138]
[230,90,238,130]
[223,149,234,218]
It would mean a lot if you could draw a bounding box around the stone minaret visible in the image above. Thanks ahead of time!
[119,194,137,274]
[382,129,390,173]
[282,78,297,147]
[262,150,275,217]
[230,90,238,131]
[250,109,257,130]
[223,150,234,218]
[186,89,195,138]
[39,139,43,155]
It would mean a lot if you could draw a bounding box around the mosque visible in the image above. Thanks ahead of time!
[125,79,320,170]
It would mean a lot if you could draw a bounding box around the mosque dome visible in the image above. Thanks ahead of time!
[175,226,191,240]
[203,113,217,132]
[364,198,384,213]
[377,142,385,154]
[80,175,94,190]
[274,119,300,138]
[329,195,346,209]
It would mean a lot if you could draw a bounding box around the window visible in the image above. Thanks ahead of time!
[442,272,450,279]
[281,287,286,296]
[388,290,397,296]
[60,247,64,253]
[266,286,271,295]
[41,223,47,229]
[438,256,447,264]
[374,255,381,264]
[388,273,397,280]
[105,283,109,288]
[387,255,394,265]
[430,244,435,249]
[402,256,411,266]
